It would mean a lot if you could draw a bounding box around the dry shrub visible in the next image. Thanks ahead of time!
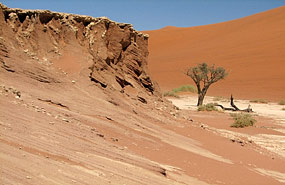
[250,99,268,104]
[230,113,256,128]
[163,91,179,98]
[198,103,218,111]
[279,100,285,105]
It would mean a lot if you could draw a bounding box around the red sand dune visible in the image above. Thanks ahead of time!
[145,6,285,101]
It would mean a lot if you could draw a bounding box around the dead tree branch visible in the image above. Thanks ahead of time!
[215,95,253,112]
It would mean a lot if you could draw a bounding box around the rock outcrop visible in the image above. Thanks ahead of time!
[0,3,158,99]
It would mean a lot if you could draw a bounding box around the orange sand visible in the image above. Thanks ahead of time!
[145,6,285,101]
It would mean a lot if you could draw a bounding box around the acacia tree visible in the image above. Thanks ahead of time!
[186,63,227,106]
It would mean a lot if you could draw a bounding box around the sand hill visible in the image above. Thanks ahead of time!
[145,6,285,101]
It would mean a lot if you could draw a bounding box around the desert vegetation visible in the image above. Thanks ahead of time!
[230,113,256,128]
[250,99,268,104]
[213,96,223,101]
[163,85,197,98]
[186,63,227,106]
[163,91,179,98]
[198,103,218,111]
[278,100,285,105]
[172,85,197,93]
[213,96,230,102]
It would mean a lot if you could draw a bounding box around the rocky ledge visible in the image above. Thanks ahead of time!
[0,3,158,100]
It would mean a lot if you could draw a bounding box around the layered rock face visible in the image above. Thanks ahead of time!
[0,3,158,98]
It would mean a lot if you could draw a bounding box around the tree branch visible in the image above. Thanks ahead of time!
[215,95,253,112]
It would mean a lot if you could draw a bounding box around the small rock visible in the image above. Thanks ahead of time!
[96,133,104,138]
[62,118,70,122]
[72,80,76,83]
[237,140,243,144]
[159,168,167,177]
[188,118,194,122]
[111,138,119,142]
[200,124,207,129]
[26,176,32,179]
[137,96,147,104]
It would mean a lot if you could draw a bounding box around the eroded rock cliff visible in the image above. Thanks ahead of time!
[0,3,159,100]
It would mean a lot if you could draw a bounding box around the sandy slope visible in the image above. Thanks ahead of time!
[2,78,285,185]
[145,6,285,101]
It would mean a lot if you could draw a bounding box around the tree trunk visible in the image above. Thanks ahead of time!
[197,86,209,106]
[197,91,206,106]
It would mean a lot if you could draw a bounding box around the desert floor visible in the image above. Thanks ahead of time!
[168,94,285,183]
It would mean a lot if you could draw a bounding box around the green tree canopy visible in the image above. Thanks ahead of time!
[186,63,227,106]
